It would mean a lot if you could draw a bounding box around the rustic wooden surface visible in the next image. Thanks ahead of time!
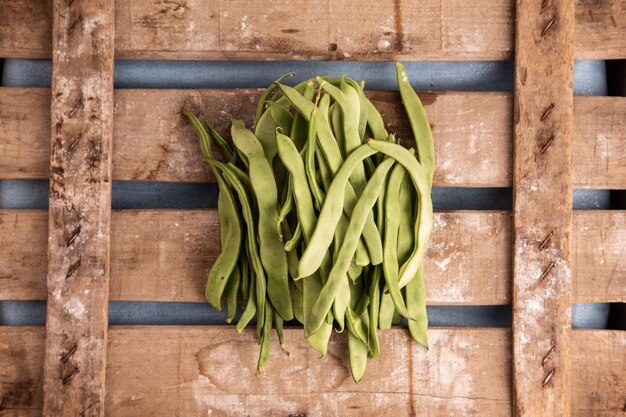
[1,88,625,188]
[1,0,625,60]
[0,327,623,416]
[42,1,115,416]
[1,209,624,304]
[512,0,575,415]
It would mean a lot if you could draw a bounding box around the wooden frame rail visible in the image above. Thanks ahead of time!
[1,89,625,188]
[0,327,624,416]
[1,0,625,60]
[1,209,624,305]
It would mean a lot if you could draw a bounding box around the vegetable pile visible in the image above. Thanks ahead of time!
[186,62,434,383]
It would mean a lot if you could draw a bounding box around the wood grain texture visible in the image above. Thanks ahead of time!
[1,327,624,416]
[1,0,625,60]
[512,0,575,415]
[43,1,115,416]
[1,88,625,188]
[1,209,624,304]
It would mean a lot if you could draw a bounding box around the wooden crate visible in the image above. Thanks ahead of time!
[0,1,625,416]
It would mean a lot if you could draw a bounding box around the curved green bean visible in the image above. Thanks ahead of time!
[382,163,411,318]
[257,303,273,375]
[255,71,295,128]
[298,144,378,278]
[284,222,302,252]
[268,101,293,135]
[366,140,433,288]
[365,98,389,141]
[210,159,266,329]
[347,329,368,384]
[396,62,435,179]
[236,271,256,333]
[231,121,293,320]
[225,264,240,323]
[306,157,395,336]
[367,266,381,357]
[187,113,243,311]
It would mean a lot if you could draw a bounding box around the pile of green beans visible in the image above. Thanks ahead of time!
[186,62,435,383]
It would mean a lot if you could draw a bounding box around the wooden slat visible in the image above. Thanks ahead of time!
[512,0,575,415]
[1,88,625,188]
[0,327,623,416]
[1,210,624,304]
[42,1,115,416]
[1,0,625,60]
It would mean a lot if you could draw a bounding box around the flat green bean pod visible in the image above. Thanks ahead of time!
[210,160,266,329]
[236,273,256,333]
[365,98,389,141]
[396,62,435,179]
[231,120,293,321]
[225,264,240,323]
[186,113,243,311]
[382,163,412,318]
[347,328,369,383]
[366,140,433,288]
[306,157,395,336]
[257,303,273,375]
[268,101,293,135]
[255,71,295,127]
[406,266,429,349]
[298,144,378,278]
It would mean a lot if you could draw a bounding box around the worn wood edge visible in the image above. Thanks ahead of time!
[0,327,623,416]
[0,0,624,60]
[1,88,625,188]
[1,209,623,304]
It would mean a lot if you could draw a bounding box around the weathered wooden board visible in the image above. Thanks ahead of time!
[1,0,625,60]
[1,210,624,304]
[0,327,623,416]
[512,0,575,415]
[1,88,625,188]
[42,1,115,416]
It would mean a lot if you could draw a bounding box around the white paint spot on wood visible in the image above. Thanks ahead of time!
[378,39,391,50]
[434,257,451,271]
[64,298,85,319]
[429,332,475,398]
